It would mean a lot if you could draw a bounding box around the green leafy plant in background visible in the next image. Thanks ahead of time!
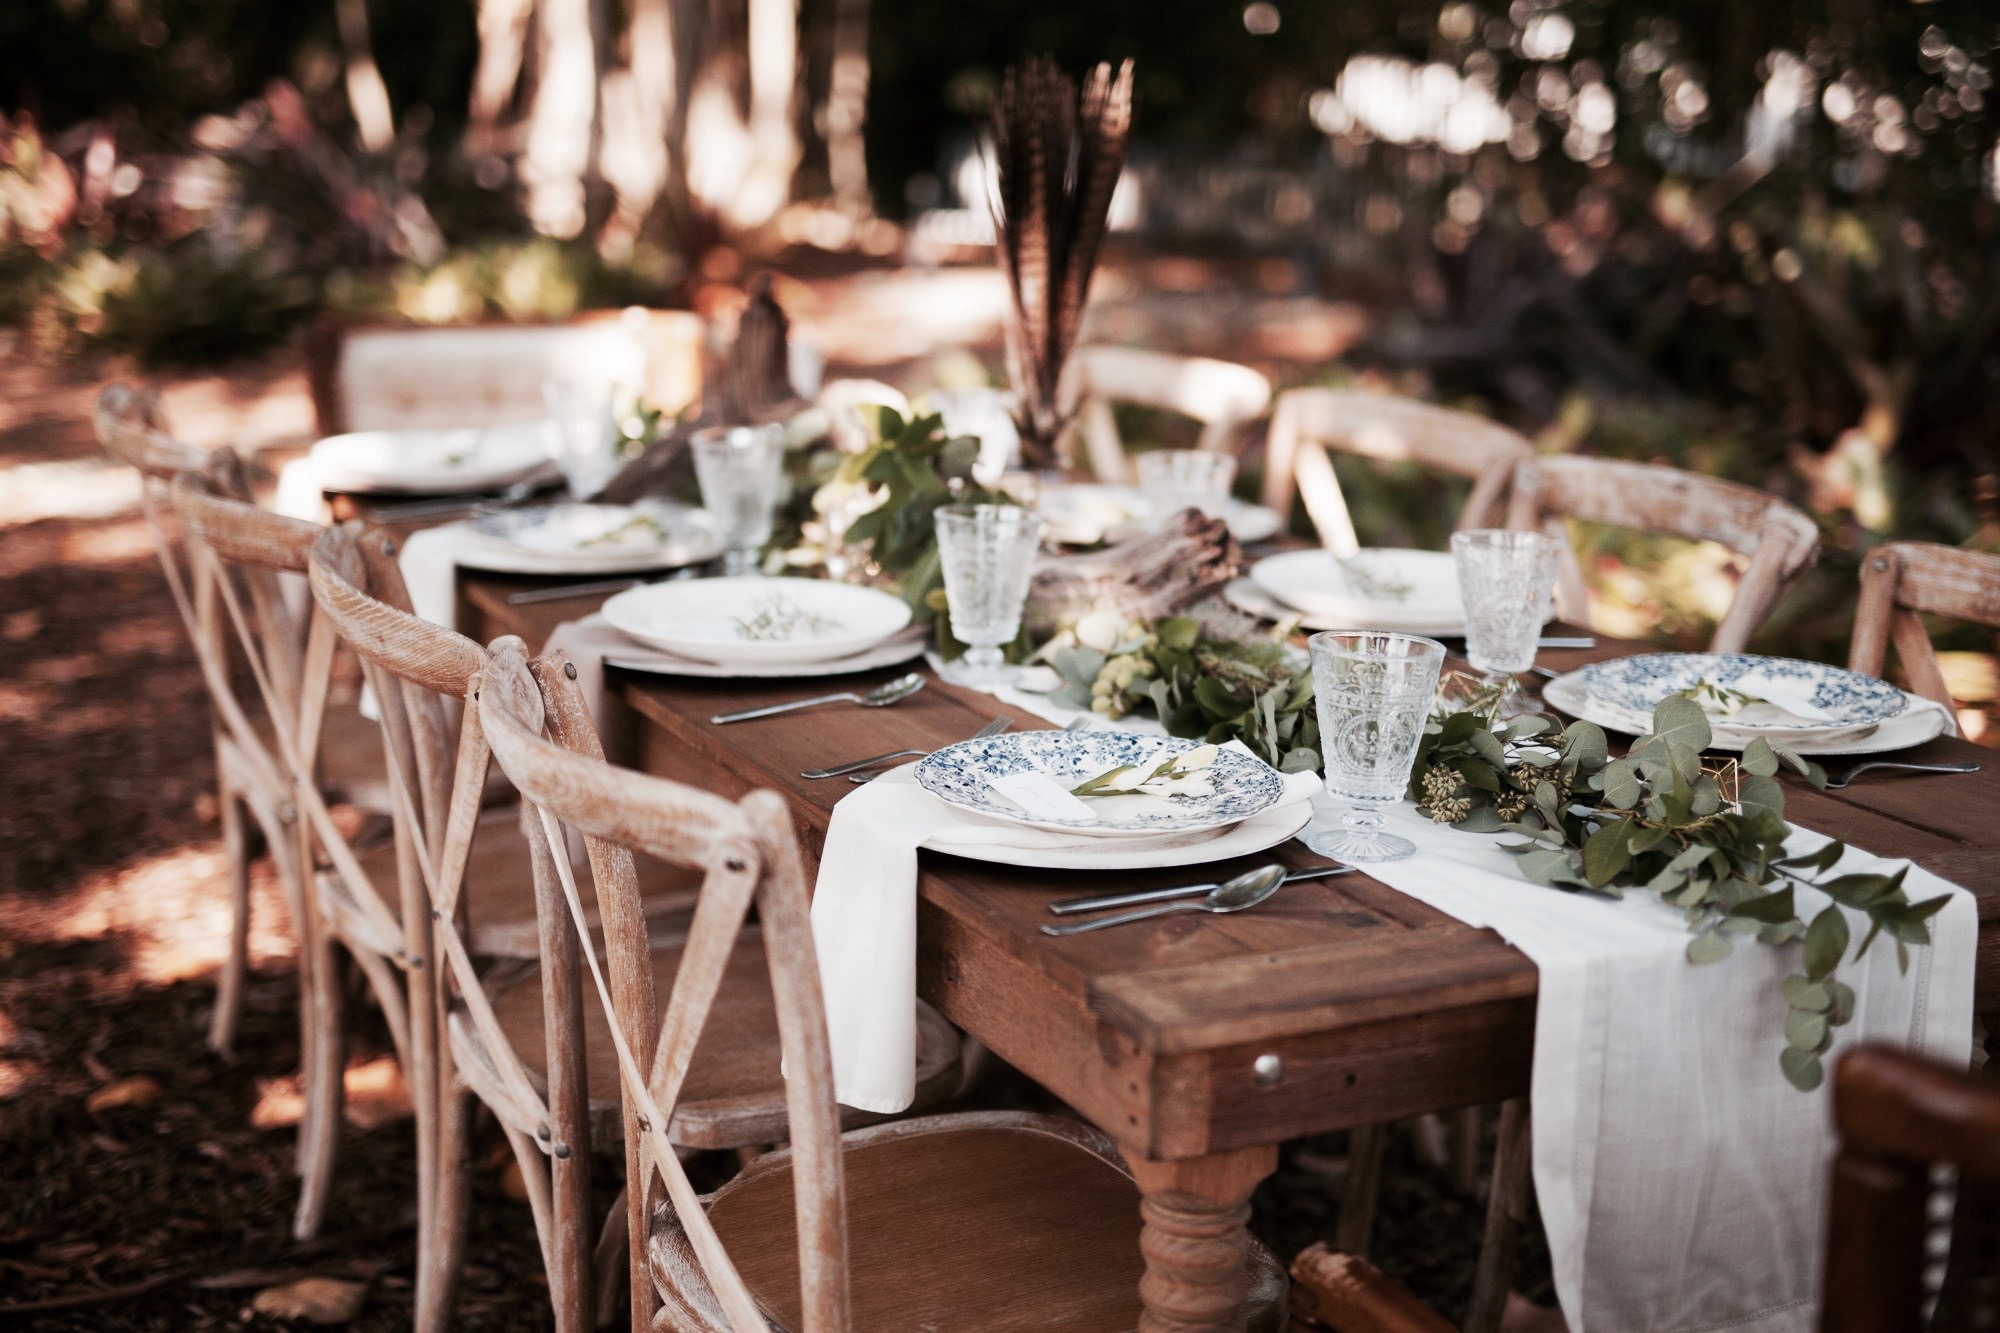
[1045,616,1322,773]
[1409,696,1949,1091]
[838,406,1007,617]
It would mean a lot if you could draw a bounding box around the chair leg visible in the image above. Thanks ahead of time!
[415,1076,471,1333]
[1464,1098,1532,1333]
[293,921,346,1241]
[1447,1107,1483,1198]
[1336,1123,1389,1257]
[208,791,253,1056]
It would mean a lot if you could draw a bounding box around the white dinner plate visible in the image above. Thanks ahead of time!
[604,623,929,679]
[1542,660,1952,755]
[1249,549,1465,632]
[1222,577,1477,637]
[601,577,914,666]
[923,794,1312,869]
[311,422,557,493]
[460,502,724,574]
[914,731,1286,837]
[1038,483,1284,546]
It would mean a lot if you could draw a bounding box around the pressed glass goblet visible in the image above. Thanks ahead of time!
[1136,450,1236,524]
[542,375,623,499]
[690,424,786,576]
[1451,529,1564,719]
[1305,630,1447,863]
[933,503,1046,687]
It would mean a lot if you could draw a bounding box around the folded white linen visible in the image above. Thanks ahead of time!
[1360,804,1975,1332]
[808,753,1322,1113]
[1574,689,1953,752]
[398,522,468,629]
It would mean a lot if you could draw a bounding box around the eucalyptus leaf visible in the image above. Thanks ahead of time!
[1782,977,1831,1012]
[1651,694,1713,752]
[1740,737,1780,778]
[1804,905,1850,981]
[1784,1007,1829,1052]
[1686,930,1734,964]
[1780,1046,1824,1091]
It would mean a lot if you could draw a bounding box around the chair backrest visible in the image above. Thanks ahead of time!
[1504,454,1821,653]
[1057,346,1272,483]
[1259,387,1535,555]
[1848,542,2000,735]
[303,310,704,436]
[95,382,210,480]
[1822,1044,2000,1332]
[477,648,852,1332]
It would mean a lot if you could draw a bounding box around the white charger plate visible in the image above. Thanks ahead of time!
[1222,577,1476,637]
[1249,549,1465,631]
[1542,665,1951,755]
[914,731,1285,837]
[460,502,724,574]
[602,576,913,666]
[605,623,928,679]
[1039,483,1283,546]
[312,422,556,493]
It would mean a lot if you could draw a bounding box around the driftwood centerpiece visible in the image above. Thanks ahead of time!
[1024,508,1243,639]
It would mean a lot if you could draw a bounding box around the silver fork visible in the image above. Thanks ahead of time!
[844,713,1090,783]
[807,715,1013,780]
[1822,759,1981,789]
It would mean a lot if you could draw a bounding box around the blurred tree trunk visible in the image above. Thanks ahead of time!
[333,0,395,152]
[736,0,802,226]
[824,0,871,214]
[466,0,535,157]
[520,0,599,238]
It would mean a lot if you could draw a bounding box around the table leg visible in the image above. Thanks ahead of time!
[1126,1144,1278,1333]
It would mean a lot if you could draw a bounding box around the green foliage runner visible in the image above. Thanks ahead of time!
[1408,694,1950,1091]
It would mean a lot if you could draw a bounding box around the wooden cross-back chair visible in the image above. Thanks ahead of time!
[1823,1044,2000,1332]
[306,528,958,1331]
[1058,345,1273,484]
[1259,388,1535,555]
[477,646,1289,1332]
[1505,454,1822,653]
[1848,542,2000,738]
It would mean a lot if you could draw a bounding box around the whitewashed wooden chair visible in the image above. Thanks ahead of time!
[1259,388,1534,554]
[1849,542,2000,736]
[304,310,704,437]
[307,529,958,1330]
[476,643,1288,1331]
[1505,454,1822,653]
[1058,345,1273,483]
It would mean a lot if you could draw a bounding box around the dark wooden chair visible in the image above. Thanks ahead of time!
[475,642,1291,1331]
[1824,1043,2000,1332]
[1848,542,2000,738]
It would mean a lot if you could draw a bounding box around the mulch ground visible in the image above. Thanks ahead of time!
[0,341,1550,1329]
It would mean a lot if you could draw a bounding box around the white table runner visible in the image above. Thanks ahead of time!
[1361,802,1975,1332]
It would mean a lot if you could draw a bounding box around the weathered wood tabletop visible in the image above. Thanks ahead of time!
[462,570,1999,1333]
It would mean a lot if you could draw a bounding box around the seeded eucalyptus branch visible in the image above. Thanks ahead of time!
[1408,695,1951,1092]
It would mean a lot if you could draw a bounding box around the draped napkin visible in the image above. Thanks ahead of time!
[1360,803,1975,1332]
[810,754,1322,1113]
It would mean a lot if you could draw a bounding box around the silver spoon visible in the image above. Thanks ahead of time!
[1047,863,1354,915]
[1040,864,1288,936]
[711,671,925,725]
[1822,759,1981,790]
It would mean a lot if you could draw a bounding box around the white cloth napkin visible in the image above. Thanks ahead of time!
[398,522,469,629]
[1581,691,1953,751]
[809,753,1322,1113]
[1360,804,1976,1333]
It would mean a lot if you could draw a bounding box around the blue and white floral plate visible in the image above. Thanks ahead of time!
[913,732,1286,837]
[1544,653,1950,754]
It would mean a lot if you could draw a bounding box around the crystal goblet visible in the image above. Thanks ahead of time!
[542,375,623,500]
[1451,529,1564,720]
[933,503,1046,687]
[1136,450,1236,525]
[1305,630,1447,863]
[690,424,786,577]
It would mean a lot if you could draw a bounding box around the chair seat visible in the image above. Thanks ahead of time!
[354,805,700,958]
[648,1112,1287,1332]
[471,934,963,1150]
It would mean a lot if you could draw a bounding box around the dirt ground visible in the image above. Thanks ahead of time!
[0,268,1551,1329]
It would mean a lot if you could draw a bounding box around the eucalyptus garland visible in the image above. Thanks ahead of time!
[836,407,1008,616]
[1044,615,1323,773]
[1408,694,1950,1091]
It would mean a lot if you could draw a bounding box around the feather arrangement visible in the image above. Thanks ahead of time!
[989,56,1135,471]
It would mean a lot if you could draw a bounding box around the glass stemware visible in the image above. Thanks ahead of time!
[1136,450,1236,524]
[690,424,786,577]
[1451,529,1564,720]
[932,503,1046,686]
[542,375,624,500]
[1304,630,1447,863]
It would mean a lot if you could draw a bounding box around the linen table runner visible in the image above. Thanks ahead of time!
[1362,802,1975,1333]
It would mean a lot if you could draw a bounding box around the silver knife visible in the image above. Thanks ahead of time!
[1046,863,1355,915]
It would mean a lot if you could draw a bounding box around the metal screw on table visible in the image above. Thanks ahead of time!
[1253,1054,1285,1087]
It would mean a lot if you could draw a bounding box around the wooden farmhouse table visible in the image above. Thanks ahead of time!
[454,569,2000,1333]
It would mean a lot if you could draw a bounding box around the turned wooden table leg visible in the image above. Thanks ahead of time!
[1127,1145,1278,1333]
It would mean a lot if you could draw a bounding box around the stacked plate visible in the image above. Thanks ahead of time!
[1229,548,1468,636]
[459,501,724,575]
[599,576,927,679]
[1542,653,1953,754]
[1038,482,1283,546]
[907,731,1311,869]
[311,423,558,494]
